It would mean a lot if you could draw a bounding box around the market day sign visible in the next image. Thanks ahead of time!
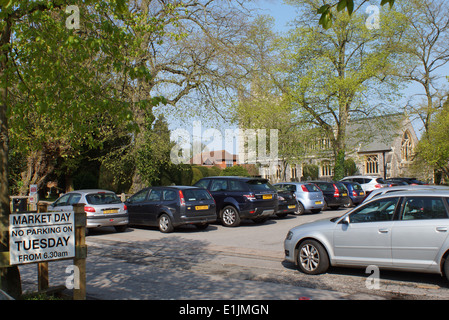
[9,212,75,265]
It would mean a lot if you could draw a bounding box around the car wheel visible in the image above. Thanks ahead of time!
[253,216,268,224]
[443,256,449,282]
[323,200,328,210]
[158,214,174,233]
[221,205,241,227]
[114,225,128,233]
[344,199,354,208]
[195,223,209,230]
[297,240,329,275]
[296,202,305,215]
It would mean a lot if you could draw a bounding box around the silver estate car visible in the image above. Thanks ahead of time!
[48,189,128,233]
[274,182,325,215]
[362,185,449,203]
[284,190,449,281]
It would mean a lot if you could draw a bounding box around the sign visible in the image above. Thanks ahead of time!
[29,184,37,194]
[9,212,75,265]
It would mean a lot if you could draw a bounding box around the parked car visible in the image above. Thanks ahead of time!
[194,176,277,227]
[273,186,297,218]
[274,182,324,215]
[362,184,449,204]
[340,181,365,207]
[384,178,408,186]
[340,175,388,194]
[48,189,128,234]
[284,189,449,281]
[310,181,350,210]
[125,186,216,233]
[387,177,428,185]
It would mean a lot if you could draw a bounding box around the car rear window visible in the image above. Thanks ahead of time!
[246,180,273,191]
[375,178,386,184]
[335,183,348,192]
[304,184,321,192]
[315,183,333,191]
[183,189,212,201]
[86,193,121,205]
[352,183,363,190]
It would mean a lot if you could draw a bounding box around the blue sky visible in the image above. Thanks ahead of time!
[167,1,448,154]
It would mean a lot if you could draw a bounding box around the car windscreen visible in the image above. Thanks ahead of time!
[375,178,386,184]
[246,180,274,191]
[183,189,212,201]
[86,193,122,205]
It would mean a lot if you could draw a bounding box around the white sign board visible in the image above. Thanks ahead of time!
[9,212,75,265]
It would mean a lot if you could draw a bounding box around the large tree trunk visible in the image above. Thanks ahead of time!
[0,15,22,299]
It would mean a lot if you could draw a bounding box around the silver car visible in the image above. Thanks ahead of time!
[284,190,449,281]
[48,189,128,233]
[362,185,449,203]
[274,182,324,215]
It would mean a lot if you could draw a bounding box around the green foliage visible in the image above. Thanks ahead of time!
[316,0,395,29]
[220,165,250,177]
[301,164,319,181]
[135,114,174,186]
[191,165,222,185]
[415,102,449,181]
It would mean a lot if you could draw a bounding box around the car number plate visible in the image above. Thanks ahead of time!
[195,205,209,210]
[342,193,348,196]
[263,194,272,200]
[288,205,296,209]
[315,201,322,205]
[360,192,364,196]
[103,209,118,214]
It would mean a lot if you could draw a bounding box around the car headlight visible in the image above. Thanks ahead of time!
[286,231,293,240]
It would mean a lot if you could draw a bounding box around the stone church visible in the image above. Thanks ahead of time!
[259,114,425,183]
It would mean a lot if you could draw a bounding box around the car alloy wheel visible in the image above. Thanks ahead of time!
[221,205,240,227]
[297,240,329,275]
[158,214,174,233]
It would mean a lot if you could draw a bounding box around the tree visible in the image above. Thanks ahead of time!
[220,165,250,177]
[0,0,173,297]
[396,0,449,134]
[415,98,449,181]
[230,16,308,181]
[317,0,395,29]
[275,0,408,179]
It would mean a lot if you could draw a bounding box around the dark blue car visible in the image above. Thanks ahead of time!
[126,186,216,233]
[194,176,278,227]
[340,181,365,207]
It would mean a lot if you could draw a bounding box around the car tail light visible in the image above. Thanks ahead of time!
[352,190,357,197]
[179,190,186,206]
[333,184,340,198]
[123,204,127,211]
[374,184,382,188]
[243,194,256,201]
[301,185,309,192]
[206,190,216,205]
[85,206,95,213]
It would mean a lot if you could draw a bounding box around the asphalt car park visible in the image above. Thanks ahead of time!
[21,204,449,300]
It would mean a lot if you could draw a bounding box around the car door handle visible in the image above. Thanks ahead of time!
[378,228,389,233]
[436,227,448,232]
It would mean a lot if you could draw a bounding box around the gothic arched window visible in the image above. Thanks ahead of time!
[401,131,413,162]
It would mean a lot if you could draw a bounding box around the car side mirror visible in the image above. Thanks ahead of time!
[341,216,350,225]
